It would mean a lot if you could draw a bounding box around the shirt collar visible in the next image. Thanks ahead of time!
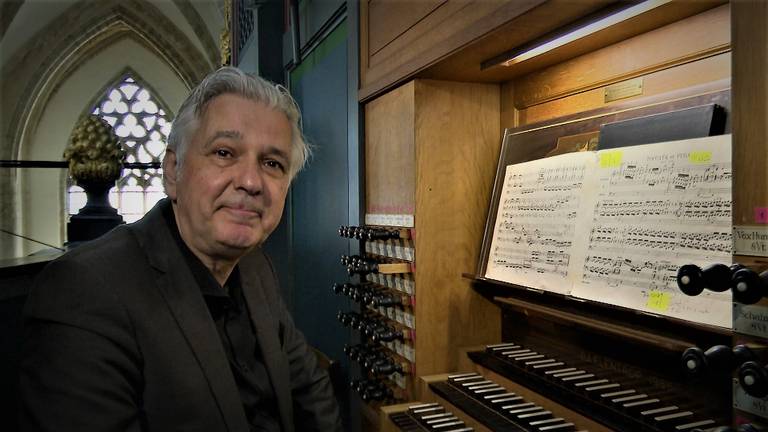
[161,202,243,313]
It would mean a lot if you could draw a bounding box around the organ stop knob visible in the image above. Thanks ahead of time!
[731,268,768,304]
[739,361,768,398]
[677,263,738,296]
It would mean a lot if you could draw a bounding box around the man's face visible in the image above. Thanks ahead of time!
[165,94,292,261]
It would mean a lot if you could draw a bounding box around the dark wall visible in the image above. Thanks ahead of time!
[254,2,360,429]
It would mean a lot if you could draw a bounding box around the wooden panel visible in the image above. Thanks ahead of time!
[514,4,731,109]
[364,82,416,220]
[732,0,768,229]
[500,81,518,137]
[419,0,723,84]
[515,52,731,126]
[412,80,501,378]
[360,0,548,101]
[368,0,446,56]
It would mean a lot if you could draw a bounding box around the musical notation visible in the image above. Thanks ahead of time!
[606,162,731,191]
[486,135,733,327]
[486,152,594,294]
[586,226,731,254]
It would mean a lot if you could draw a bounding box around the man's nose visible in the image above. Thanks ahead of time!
[234,160,264,195]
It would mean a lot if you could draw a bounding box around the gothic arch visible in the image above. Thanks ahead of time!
[0,0,212,255]
[4,0,215,162]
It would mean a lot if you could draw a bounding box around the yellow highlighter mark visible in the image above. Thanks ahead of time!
[647,291,671,312]
[599,151,623,168]
[689,151,711,164]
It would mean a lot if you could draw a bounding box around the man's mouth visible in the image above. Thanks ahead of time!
[222,205,262,218]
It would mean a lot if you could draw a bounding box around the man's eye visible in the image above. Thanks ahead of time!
[265,160,285,172]
[215,149,232,158]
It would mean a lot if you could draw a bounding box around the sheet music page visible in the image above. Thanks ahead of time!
[571,135,732,327]
[485,152,598,294]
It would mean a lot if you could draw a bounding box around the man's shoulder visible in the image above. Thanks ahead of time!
[49,224,143,272]
[26,225,146,322]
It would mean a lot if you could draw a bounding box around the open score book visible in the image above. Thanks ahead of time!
[485,135,732,328]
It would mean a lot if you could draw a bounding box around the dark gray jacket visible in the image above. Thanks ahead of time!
[21,199,341,432]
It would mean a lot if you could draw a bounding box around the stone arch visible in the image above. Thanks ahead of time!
[1,0,211,255]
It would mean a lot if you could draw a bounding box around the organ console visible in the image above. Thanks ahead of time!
[354,1,768,431]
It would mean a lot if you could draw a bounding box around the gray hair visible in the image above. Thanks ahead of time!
[167,67,310,179]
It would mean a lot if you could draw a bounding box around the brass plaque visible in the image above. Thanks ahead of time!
[604,77,644,103]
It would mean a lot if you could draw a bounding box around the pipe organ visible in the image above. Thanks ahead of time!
[352,0,768,431]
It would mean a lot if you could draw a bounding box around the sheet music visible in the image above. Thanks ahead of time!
[485,134,732,327]
[572,135,732,327]
[485,152,596,294]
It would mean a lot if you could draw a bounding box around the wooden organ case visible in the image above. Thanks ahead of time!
[352,1,768,431]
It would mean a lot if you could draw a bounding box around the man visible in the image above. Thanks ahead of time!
[21,67,342,431]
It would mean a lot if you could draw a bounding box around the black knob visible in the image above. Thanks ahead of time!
[366,228,400,241]
[678,263,736,296]
[373,294,401,307]
[374,327,403,343]
[732,268,768,304]
[739,361,768,398]
[364,356,387,370]
[353,227,366,240]
[681,345,732,378]
[733,345,758,365]
[703,263,733,292]
[677,264,705,296]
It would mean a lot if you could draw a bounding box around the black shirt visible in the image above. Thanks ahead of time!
[162,204,281,432]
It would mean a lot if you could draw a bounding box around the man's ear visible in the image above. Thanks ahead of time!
[162,150,179,201]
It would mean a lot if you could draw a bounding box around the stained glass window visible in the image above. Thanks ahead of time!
[68,74,172,223]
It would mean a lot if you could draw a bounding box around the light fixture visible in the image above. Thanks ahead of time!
[482,0,673,70]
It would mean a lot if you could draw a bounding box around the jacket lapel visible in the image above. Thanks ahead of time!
[131,200,249,432]
[241,260,294,432]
